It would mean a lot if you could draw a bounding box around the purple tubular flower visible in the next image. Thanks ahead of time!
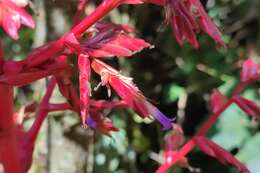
[85,110,119,136]
[146,102,175,130]
[91,59,174,130]
[86,117,96,128]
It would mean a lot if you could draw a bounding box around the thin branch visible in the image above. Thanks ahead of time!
[73,0,88,26]
[26,77,56,144]
[156,83,249,173]
[71,0,119,36]
[48,103,74,112]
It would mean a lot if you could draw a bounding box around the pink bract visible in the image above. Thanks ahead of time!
[0,0,35,39]
[164,0,224,48]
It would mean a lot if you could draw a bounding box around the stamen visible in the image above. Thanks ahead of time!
[94,82,102,91]
[106,84,111,97]
[88,82,92,96]
[94,70,112,97]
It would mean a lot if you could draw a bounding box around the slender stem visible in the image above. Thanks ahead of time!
[73,0,88,26]
[196,99,233,135]
[26,78,56,144]
[0,84,21,173]
[71,0,119,37]
[48,103,74,112]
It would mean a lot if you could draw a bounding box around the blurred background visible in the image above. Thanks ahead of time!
[1,0,260,172]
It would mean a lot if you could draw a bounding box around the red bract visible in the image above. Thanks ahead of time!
[91,59,174,130]
[0,57,70,86]
[63,33,83,55]
[87,100,127,135]
[25,41,65,68]
[158,124,201,173]
[55,68,81,111]
[0,0,35,39]
[194,136,250,173]
[163,0,224,48]
[164,124,185,162]
[233,96,260,118]
[78,54,91,127]
[83,22,152,58]
[210,89,227,113]
[86,109,119,136]
[240,58,260,83]
[165,124,184,150]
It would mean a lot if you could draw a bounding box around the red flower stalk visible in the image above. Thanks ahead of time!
[86,109,119,136]
[91,59,174,130]
[0,0,35,39]
[156,58,259,172]
[73,0,89,26]
[71,0,143,37]
[0,84,22,173]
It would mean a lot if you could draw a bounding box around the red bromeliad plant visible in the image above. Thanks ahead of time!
[0,0,257,172]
